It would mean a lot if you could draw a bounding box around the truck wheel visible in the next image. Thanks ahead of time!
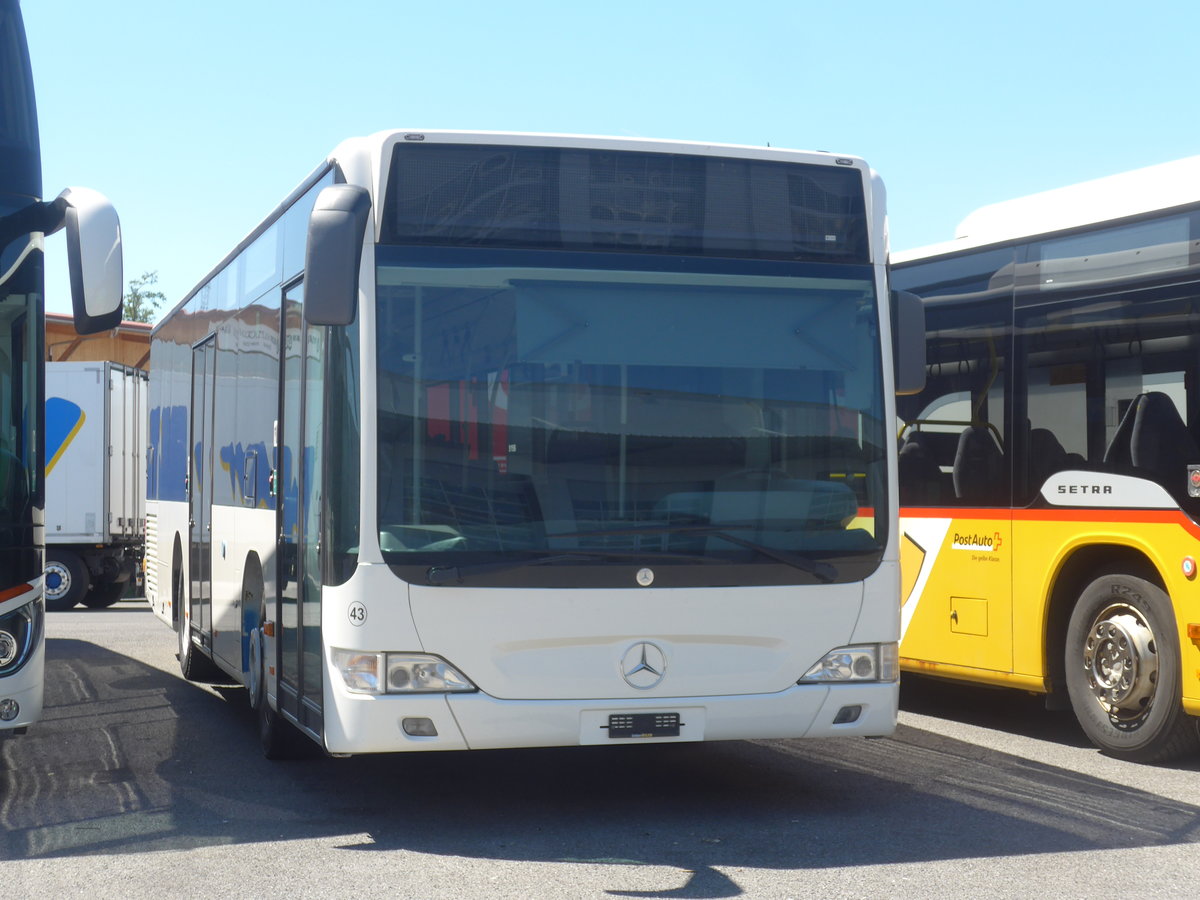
[81,582,126,609]
[1065,572,1200,762]
[45,550,89,611]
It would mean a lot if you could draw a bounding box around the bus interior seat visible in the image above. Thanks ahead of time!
[1103,391,1200,489]
[1027,426,1069,490]
[952,425,1005,505]
[898,430,951,505]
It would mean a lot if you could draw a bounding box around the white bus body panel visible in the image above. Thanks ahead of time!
[407,582,860,701]
[145,499,190,626]
[209,505,276,674]
[321,563,898,754]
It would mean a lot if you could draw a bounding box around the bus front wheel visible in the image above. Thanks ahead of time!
[1064,572,1200,762]
[248,592,309,760]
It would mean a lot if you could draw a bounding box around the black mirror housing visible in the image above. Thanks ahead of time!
[304,184,372,326]
[58,187,123,335]
[892,289,926,396]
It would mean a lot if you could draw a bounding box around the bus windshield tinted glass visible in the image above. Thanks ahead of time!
[382,144,869,264]
[0,197,40,582]
[375,252,887,583]
[0,1,39,196]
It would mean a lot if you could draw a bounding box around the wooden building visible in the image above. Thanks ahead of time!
[45,312,152,369]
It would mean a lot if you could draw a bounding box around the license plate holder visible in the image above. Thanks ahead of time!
[606,712,681,739]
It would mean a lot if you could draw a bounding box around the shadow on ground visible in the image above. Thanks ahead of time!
[3,635,1199,898]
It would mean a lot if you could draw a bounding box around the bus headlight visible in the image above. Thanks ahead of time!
[332,650,476,695]
[798,642,898,683]
[0,599,43,676]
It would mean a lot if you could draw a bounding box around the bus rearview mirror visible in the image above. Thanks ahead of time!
[58,187,123,335]
[304,184,371,326]
[892,289,925,396]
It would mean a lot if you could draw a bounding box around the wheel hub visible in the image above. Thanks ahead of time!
[45,563,69,599]
[1083,606,1158,721]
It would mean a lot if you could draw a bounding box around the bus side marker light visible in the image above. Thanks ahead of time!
[1187,624,1200,642]
[1183,557,1197,579]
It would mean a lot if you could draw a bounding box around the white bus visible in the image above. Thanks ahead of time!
[145,130,922,757]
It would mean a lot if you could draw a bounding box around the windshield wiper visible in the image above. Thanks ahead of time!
[558,524,839,583]
[425,549,720,585]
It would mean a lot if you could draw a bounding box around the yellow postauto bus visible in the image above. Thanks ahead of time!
[892,156,1200,762]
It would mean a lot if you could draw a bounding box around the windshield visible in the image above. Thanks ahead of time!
[0,196,42,586]
[375,248,888,587]
[1,0,40,198]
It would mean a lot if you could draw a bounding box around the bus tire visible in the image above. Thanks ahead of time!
[247,580,309,759]
[175,557,224,683]
[45,549,89,611]
[256,662,311,760]
[1065,572,1200,762]
[241,556,266,710]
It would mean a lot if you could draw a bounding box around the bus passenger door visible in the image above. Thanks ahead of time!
[188,336,216,646]
[276,281,323,740]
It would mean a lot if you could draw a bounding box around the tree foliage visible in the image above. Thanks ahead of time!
[123,271,167,323]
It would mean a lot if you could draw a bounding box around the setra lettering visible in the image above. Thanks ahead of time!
[1056,484,1114,495]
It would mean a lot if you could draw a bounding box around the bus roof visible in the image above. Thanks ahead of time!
[892,155,1200,264]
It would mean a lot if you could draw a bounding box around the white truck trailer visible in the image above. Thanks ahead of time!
[44,361,147,610]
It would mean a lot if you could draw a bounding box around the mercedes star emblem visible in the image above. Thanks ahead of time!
[620,641,667,690]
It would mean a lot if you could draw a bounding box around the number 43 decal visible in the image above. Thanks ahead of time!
[348,602,367,626]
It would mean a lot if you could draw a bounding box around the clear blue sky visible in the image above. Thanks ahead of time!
[23,0,1200,320]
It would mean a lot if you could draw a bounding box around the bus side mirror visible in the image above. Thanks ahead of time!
[892,289,925,396]
[58,187,123,335]
[304,184,371,326]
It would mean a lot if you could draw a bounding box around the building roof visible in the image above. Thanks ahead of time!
[45,313,152,370]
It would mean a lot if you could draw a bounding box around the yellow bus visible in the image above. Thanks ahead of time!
[892,156,1200,762]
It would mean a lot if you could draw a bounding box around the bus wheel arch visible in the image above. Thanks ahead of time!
[1044,545,1161,705]
[174,534,223,683]
[1061,561,1199,762]
[242,551,308,759]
